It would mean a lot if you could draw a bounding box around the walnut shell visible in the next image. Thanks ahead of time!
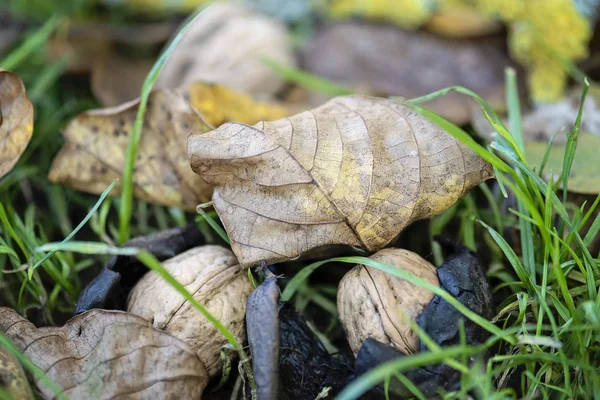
[127,245,253,377]
[337,248,440,356]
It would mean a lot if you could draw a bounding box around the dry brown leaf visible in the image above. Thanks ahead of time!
[0,346,34,400]
[49,90,212,210]
[337,248,439,356]
[156,1,296,96]
[0,307,208,399]
[187,95,493,267]
[0,70,34,179]
[301,22,516,124]
[49,84,288,210]
[128,245,253,377]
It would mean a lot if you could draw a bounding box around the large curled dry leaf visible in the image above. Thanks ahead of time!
[0,70,34,178]
[128,245,253,377]
[0,307,208,399]
[156,1,296,96]
[188,95,493,267]
[301,22,516,124]
[49,84,288,210]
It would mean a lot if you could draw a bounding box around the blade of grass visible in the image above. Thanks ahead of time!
[118,6,208,244]
[29,179,117,276]
[262,56,354,96]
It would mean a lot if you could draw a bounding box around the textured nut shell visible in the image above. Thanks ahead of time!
[0,308,208,400]
[338,248,439,356]
[128,245,253,377]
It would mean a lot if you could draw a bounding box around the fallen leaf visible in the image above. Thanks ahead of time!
[49,84,288,210]
[0,307,208,399]
[49,90,212,210]
[0,346,34,400]
[186,83,289,128]
[301,22,516,124]
[0,69,34,178]
[187,95,493,267]
[156,1,297,96]
[128,245,253,377]
[525,133,600,195]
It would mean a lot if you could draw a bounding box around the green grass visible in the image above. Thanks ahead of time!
[1,5,600,400]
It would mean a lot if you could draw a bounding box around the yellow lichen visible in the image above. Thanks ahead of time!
[331,0,591,102]
[323,0,435,29]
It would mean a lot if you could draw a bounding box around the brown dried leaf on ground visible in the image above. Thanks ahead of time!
[301,22,515,124]
[337,248,439,356]
[0,307,208,399]
[48,84,288,210]
[0,346,34,400]
[156,1,296,96]
[188,95,493,267]
[0,70,34,178]
[128,245,253,377]
[49,90,212,210]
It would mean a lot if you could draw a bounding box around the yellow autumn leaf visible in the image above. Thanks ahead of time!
[187,95,493,267]
[49,83,289,210]
[0,70,34,178]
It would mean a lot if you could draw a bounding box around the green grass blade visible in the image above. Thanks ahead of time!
[196,204,230,245]
[118,6,208,244]
[262,56,354,96]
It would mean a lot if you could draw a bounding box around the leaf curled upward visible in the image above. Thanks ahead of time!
[188,95,493,267]
[0,70,33,178]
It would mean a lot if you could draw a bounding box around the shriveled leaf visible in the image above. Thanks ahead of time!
[0,70,34,178]
[0,307,208,399]
[156,1,296,96]
[526,133,600,194]
[188,95,493,267]
[0,346,34,400]
[49,90,211,210]
[301,22,515,124]
[186,83,288,128]
[49,85,288,210]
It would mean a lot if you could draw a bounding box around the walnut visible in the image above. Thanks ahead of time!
[337,248,440,356]
[127,245,253,377]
